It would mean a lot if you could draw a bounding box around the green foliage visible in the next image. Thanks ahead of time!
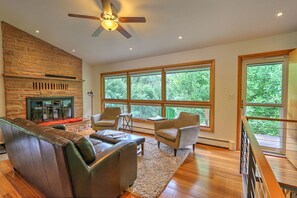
[246,63,283,136]
[131,105,161,119]
[166,70,210,101]
[105,103,127,112]
[247,63,282,104]
[131,74,161,100]
[105,77,127,99]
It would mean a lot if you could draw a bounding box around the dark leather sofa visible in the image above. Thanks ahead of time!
[0,117,137,197]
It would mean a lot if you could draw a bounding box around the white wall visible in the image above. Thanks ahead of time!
[82,61,94,118]
[92,31,297,146]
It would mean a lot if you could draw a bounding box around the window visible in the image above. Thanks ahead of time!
[105,103,128,113]
[104,75,127,99]
[130,71,162,100]
[101,60,215,132]
[166,67,210,101]
[131,104,162,119]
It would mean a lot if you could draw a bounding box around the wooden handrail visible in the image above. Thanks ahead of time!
[246,116,297,123]
[242,116,284,198]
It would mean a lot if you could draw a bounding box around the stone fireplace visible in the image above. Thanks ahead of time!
[2,22,83,120]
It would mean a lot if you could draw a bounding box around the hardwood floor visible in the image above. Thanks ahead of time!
[0,142,243,198]
[158,145,243,198]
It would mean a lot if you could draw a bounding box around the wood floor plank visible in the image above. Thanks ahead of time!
[0,160,43,198]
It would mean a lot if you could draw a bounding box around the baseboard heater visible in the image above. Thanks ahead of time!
[45,74,76,79]
[197,136,235,150]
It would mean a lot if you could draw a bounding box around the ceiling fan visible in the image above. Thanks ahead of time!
[68,0,146,39]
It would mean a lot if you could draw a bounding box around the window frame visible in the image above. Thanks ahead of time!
[242,56,288,153]
[101,60,215,132]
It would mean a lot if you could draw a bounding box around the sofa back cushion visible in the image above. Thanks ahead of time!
[37,127,96,165]
[13,118,96,165]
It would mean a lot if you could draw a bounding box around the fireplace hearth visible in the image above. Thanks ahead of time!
[26,97,74,123]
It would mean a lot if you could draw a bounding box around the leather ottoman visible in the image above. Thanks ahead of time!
[90,130,145,155]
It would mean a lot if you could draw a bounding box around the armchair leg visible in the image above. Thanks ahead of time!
[174,149,177,156]
[157,141,160,148]
[193,144,196,152]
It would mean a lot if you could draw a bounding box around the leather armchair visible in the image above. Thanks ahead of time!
[91,107,121,131]
[154,112,200,156]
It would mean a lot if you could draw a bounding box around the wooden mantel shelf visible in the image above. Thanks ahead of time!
[2,73,85,82]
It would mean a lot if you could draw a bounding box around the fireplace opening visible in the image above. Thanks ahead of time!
[26,97,74,123]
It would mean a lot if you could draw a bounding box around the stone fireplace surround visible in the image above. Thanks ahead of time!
[2,22,83,120]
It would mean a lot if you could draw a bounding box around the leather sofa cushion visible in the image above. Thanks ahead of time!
[88,138,113,153]
[13,118,96,165]
[156,128,178,142]
[95,119,115,127]
[43,128,96,164]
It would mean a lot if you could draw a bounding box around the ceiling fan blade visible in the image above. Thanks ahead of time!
[101,0,112,15]
[116,24,132,39]
[68,13,100,20]
[92,26,104,37]
[119,17,146,23]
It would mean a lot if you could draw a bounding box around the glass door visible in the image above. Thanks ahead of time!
[242,56,288,153]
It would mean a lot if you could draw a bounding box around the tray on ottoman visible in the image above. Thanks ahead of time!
[90,130,145,155]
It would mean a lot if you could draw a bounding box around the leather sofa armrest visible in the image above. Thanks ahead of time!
[89,141,137,196]
[154,119,176,132]
[90,141,136,168]
[66,140,137,197]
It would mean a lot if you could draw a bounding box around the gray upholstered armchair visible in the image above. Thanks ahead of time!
[154,112,200,156]
[91,107,121,131]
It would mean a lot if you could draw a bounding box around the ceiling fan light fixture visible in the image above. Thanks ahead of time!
[102,19,118,31]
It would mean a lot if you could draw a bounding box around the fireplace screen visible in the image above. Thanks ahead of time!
[26,97,74,123]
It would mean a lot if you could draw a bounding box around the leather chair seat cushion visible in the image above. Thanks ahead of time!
[95,119,115,127]
[156,128,178,142]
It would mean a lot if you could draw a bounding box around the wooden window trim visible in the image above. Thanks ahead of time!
[101,59,215,132]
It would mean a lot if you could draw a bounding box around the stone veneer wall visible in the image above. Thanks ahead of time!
[1,22,83,119]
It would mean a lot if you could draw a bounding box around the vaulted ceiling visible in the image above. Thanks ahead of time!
[1,0,297,65]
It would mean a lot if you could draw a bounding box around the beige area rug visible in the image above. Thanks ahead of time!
[127,137,191,198]
[0,153,8,161]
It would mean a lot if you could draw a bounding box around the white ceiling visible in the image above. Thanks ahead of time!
[1,0,297,65]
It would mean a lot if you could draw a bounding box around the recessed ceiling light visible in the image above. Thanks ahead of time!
[72,49,75,52]
[178,36,183,40]
[276,12,283,17]
[35,30,39,33]
[129,48,133,51]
